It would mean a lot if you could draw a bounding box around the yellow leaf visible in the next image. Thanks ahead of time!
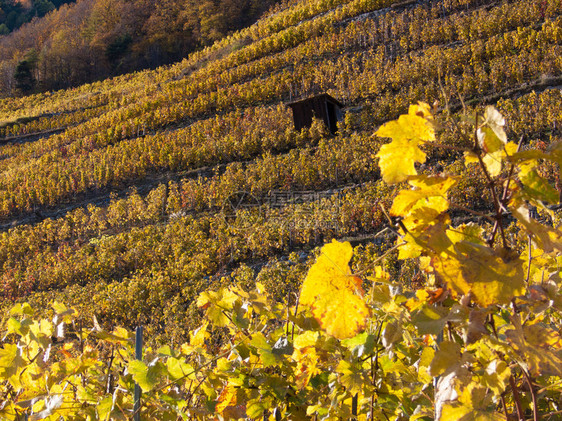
[447,223,484,246]
[299,240,370,339]
[408,174,457,192]
[189,321,210,347]
[196,288,239,327]
[392,176,456,235]
[441,382,506,421]
[512,205,562,253]
[376,114,434,144]
[482,149,502,177]
[215,383,240,416]
[478,127,504,154]
[292,346,320,389]
[517,162,559,204]
[398,233,424,259]
[336,360,364,394]
[375,103,435,184]
[429,341,462,377]
[432,243,525,307]
[505,141,518,156]
[391,189,449,218]
[464,151,480,166]
[440,404,471,420]
[399,213,452,259]
[294,331,320,349]
[376,137,426,184]
[483,360,511,395]
[506,318,562,377]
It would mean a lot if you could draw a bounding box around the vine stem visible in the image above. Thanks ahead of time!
[509,376,525,421]
[500,393,510,420]
[526,234,532,285]
[470,110,508,248]
[370,354,374,421]
[291,291,300,341]
[522,369,539,421]
[370,322,384,420]
[105,347,115,394]
[487,135,524,248]
[476,150,508,249]
[448,203,496,223]
[501,135,525,201]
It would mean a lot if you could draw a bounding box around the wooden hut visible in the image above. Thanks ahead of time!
[287,94,344,134]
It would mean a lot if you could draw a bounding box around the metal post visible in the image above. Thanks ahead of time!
[133,326,143,421]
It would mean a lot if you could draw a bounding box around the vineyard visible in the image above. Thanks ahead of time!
[0,0,562,418]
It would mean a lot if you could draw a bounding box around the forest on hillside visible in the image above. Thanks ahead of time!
[0,0,281,96]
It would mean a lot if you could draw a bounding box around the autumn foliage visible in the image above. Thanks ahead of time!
[2,105,562,419]
[0,0,561,418]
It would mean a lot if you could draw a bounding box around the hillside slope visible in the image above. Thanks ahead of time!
[0,0,560,345]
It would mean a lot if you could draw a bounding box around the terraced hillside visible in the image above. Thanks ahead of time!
[0,0,561,346]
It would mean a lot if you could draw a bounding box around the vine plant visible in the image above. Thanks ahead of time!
[1,103,562,420]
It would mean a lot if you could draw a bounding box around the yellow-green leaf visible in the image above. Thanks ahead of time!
[128,360,161,393]
[250,332,278,367]
[518,162,559,204]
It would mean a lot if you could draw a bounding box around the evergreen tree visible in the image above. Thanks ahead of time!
[33,0,55,17]
[14,59,35,94]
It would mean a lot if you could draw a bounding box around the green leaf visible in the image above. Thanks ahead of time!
[336,360,364,395]
[166,357,193,381]
[128,360,162,392]
[6,317,29,337]
[518,163,559,204]
[246,398,267,418]
[96,395,114,421]
[10,303,33,317]
[412,305,448,335]
[342,332,375,357]
[250,332,278,367]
